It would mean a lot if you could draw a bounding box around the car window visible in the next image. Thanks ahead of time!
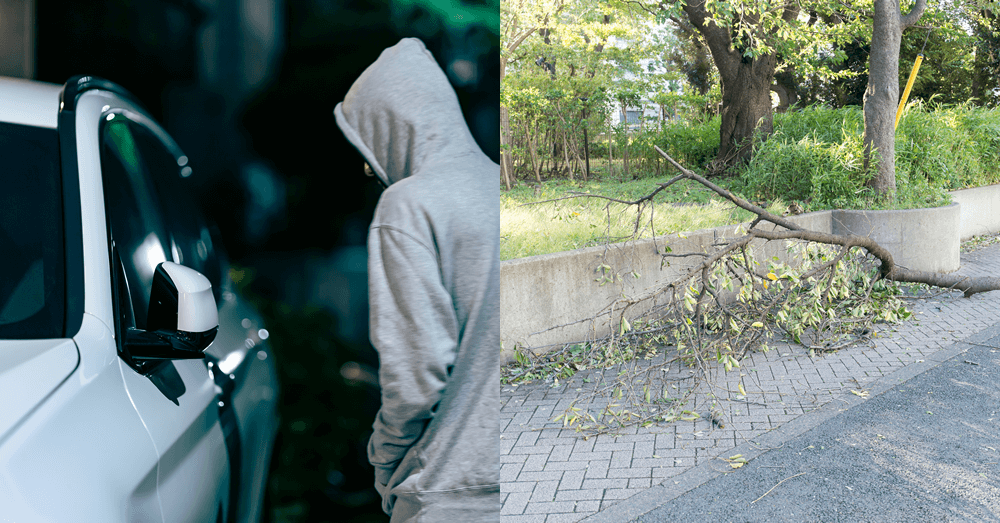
[0,122,65,339]
[128,125,225,302]
[101,116,172,330]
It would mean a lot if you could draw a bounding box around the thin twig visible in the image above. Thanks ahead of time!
[752,472,808,504]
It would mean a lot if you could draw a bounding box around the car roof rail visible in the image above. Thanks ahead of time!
[59,75,144,113]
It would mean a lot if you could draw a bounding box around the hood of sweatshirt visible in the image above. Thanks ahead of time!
[334,38,481,187]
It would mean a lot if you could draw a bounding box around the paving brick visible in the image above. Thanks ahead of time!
[515,431,540,447]
[502,492,532,515]
[607,467,651,479]
[632,441,655,459]
[502,515,547,523]
[543,461,590,472]
[554,489,605,501]
[559,469,586,491]
[524,501,578,514]
[510,444,555,455]
[567,451,612,462]
[630,457,675,469]
[501,436,516,455]
[548,444,573,462]
[545,513,586,523]
[628,477,652,489]
[610,450,633,469]
[583,459,609,479]
[572,438,595,453]
[581,478,629,490]
[522,453,550,472]
[502,482,537,493]
[501,462,524,482]
[592,442,634,452]
[530,480,559,502]
[501,245,1000,520]
[517,471,565,482]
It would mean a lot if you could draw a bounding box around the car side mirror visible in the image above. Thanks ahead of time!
[125,261,219,362]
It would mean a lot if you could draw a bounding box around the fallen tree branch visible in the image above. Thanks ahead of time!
[655,146,1000,298]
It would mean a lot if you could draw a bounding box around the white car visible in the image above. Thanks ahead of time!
[0,75,280,522]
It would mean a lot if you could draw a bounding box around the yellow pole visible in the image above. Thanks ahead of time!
[895,54,923,130]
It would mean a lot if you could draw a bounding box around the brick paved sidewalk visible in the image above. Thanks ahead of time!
[500,241,1000,523]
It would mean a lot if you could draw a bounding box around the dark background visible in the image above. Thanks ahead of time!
[31,0,498,521]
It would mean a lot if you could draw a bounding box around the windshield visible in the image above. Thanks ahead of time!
[0,122,64,339]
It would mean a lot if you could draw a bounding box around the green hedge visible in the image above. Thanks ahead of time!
[737,104,1000,210]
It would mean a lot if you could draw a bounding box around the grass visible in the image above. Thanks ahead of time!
[503,104,1000,261]
[501,172,787,260]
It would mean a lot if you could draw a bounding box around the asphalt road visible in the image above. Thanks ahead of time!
[632,331,1000,522]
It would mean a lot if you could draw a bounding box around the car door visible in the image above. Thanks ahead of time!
[0,114,162,522]
[99,107,280,522]
[99,111,232,522]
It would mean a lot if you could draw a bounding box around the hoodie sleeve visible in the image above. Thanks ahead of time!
[366,222,458,490]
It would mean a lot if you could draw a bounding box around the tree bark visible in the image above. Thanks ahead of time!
[527,120,541,184]
[608,119,613,178]
[772,68,798,113]
[863,0,927,197]
[500,23,537,190]
[581,112,590,181]
[501,105,514,189]
[680,0,790,168]
[716,57,777,165]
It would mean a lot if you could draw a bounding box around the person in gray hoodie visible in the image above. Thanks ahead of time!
[333,38,500,522]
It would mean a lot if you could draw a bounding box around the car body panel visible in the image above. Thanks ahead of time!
[0,314,163,522]
[76,88,234,520]
[211,300,280,522]
[0,338,79,443]
[0,77,280,521]
[74,91,120,332]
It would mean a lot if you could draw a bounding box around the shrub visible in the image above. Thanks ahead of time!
[654,119,721,170]
[738,103,1000,210]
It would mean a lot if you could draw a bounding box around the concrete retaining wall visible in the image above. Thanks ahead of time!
[501,186,1000,363]
[500,211,833,363]
[831,204,960,274]
[949,184,1000,240]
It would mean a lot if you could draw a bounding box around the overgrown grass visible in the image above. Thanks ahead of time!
[738,103,1000,211]
[501,176,786,260]
[503,104,1000,260]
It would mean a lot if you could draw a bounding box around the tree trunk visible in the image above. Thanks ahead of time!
[620,102,630,180]
[716,56,777,166]
[562,133,573,180]
[863,0,927,198]
[772,68,798,113]
[527,120,541,184]
[679,0,797,170]
[582,117,590,181]
[608,119,614,178]
[501,105,514,190]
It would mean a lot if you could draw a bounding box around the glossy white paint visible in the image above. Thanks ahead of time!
[0,77,280,522]
[0,77,60,128]
[160,261,219,333]
[0,339,78,442]
[0,314,163,522]
[118,356,228,521]
[75,91,119,332]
